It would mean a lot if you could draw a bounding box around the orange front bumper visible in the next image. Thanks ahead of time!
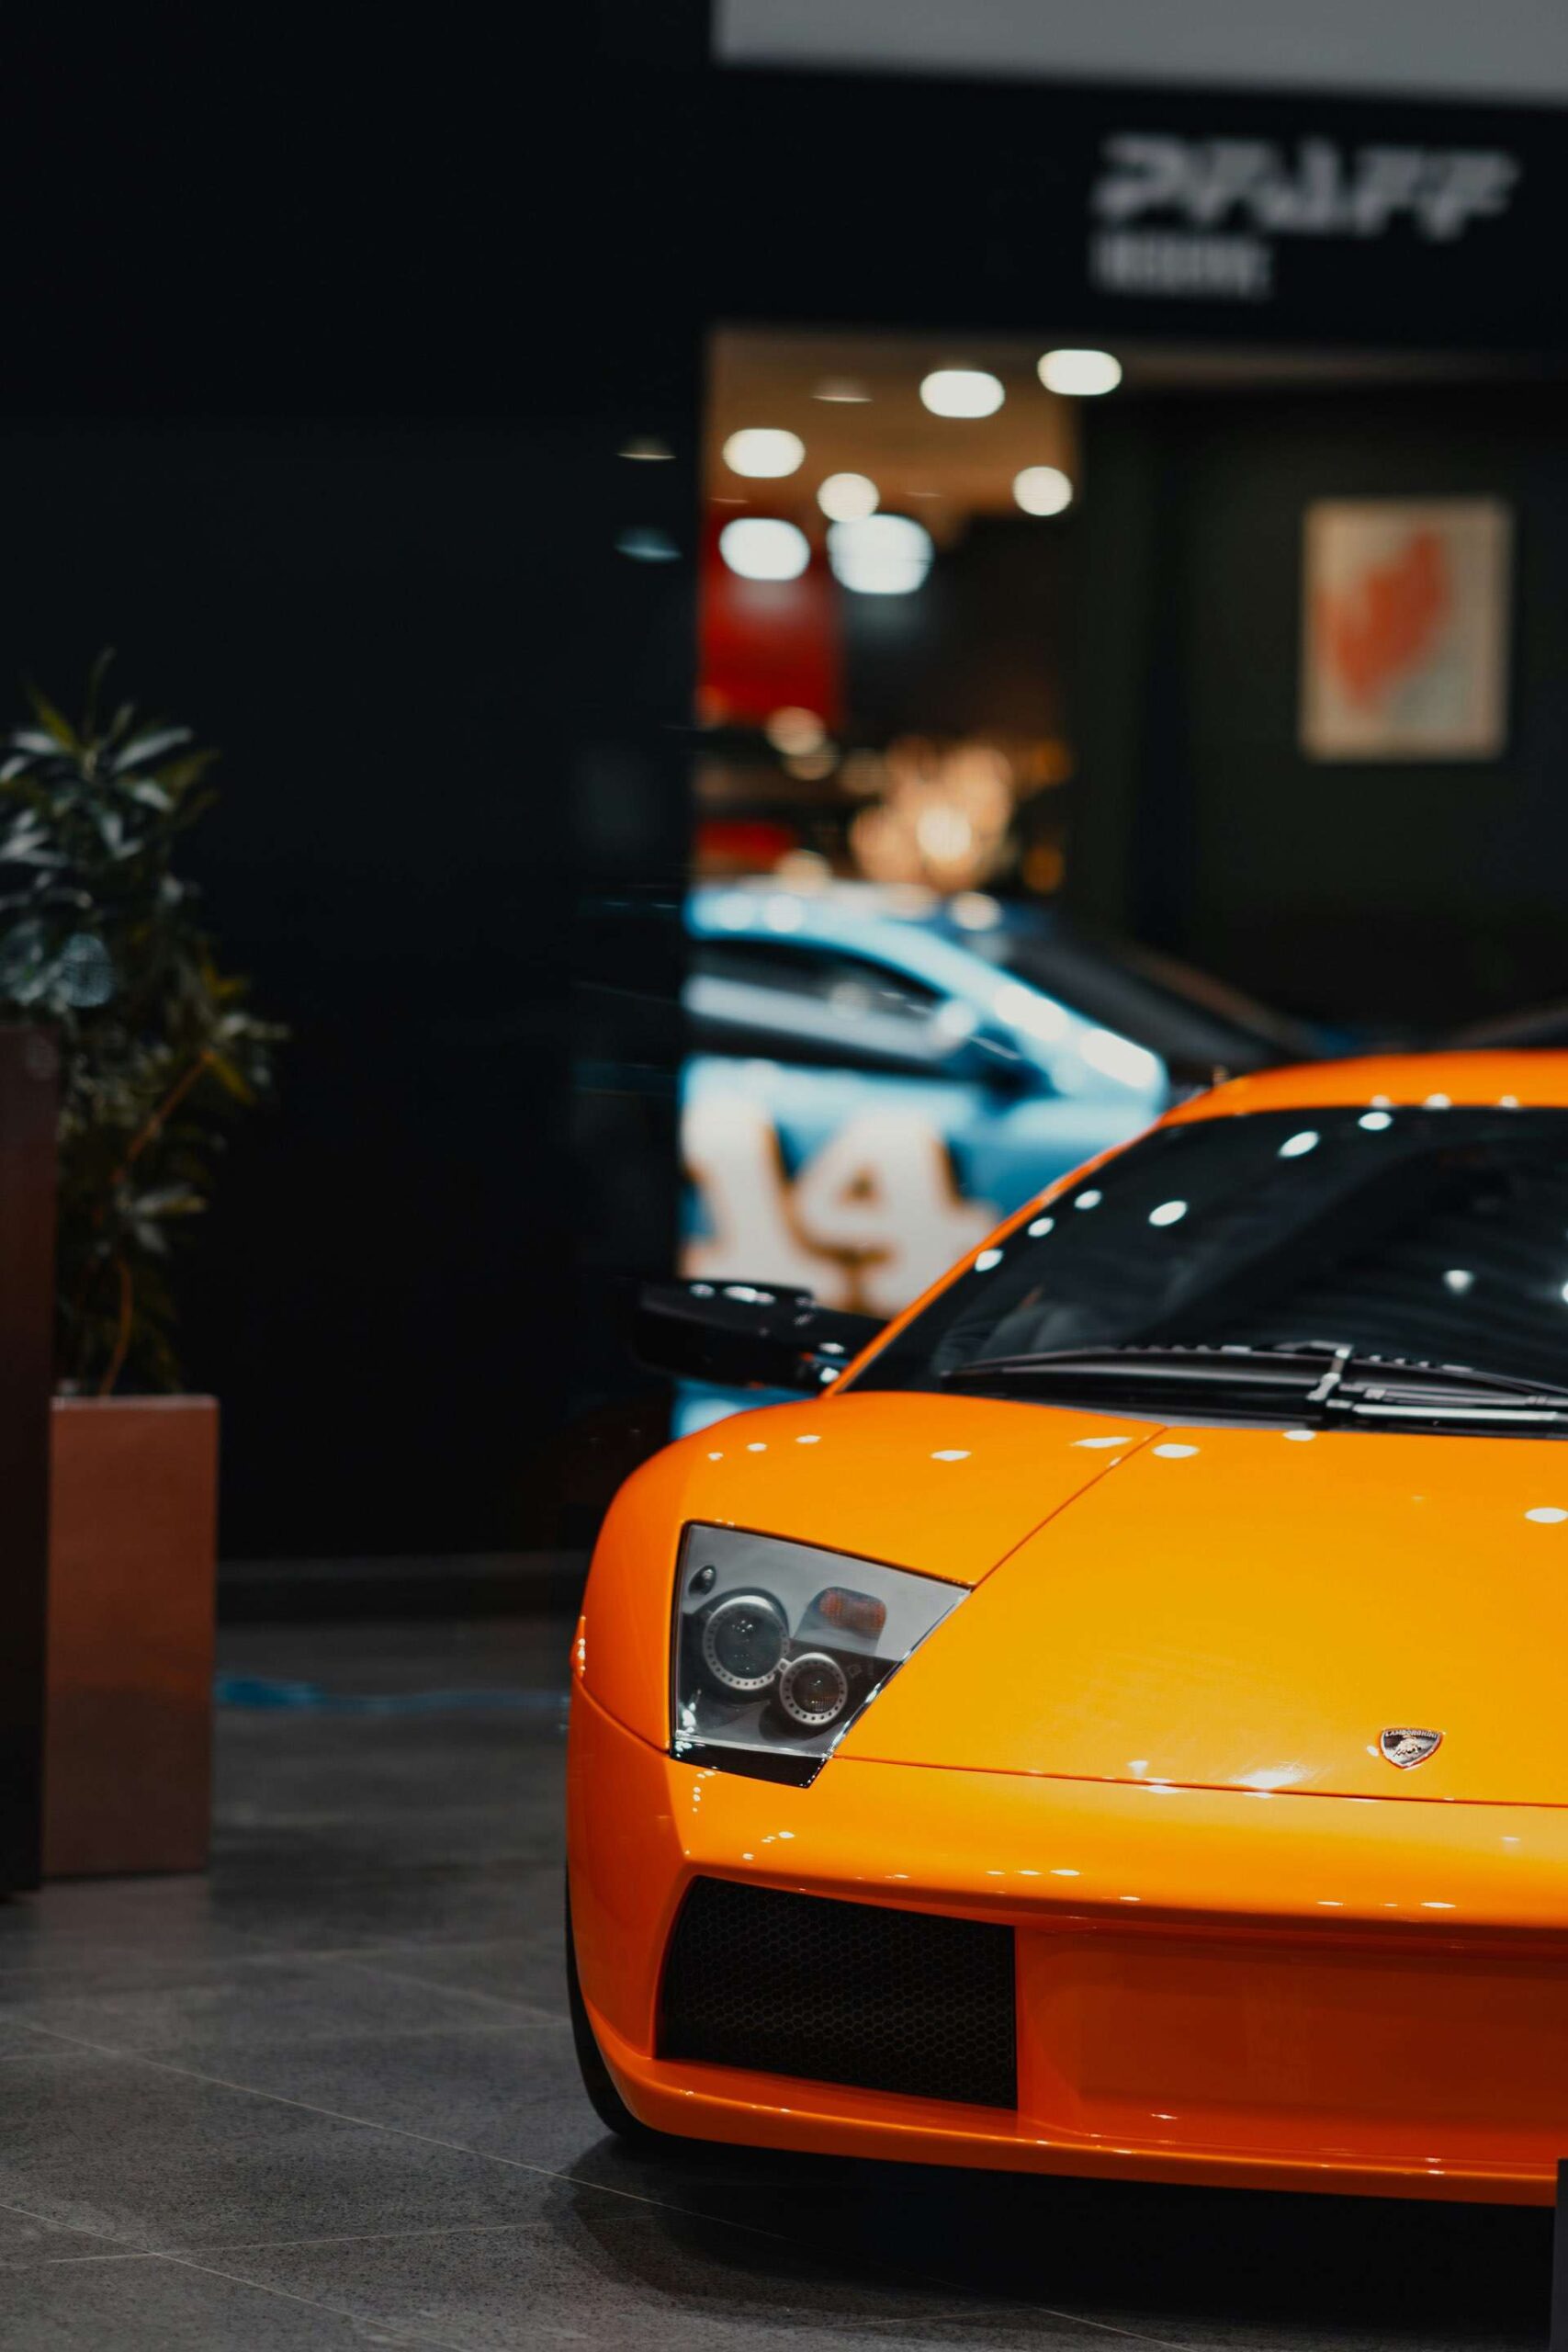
[567,1685,1568,2205]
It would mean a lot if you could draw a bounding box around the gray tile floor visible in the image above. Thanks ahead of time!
[0,1615,1553,2350]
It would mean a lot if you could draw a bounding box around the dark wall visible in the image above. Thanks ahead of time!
[0,9,705,1560]
[0,424,606,1555]
[1074,383,1568,1029]
[844,516,1073,743]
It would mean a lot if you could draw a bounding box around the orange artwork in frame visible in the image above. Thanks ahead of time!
[1301,498,1511,761]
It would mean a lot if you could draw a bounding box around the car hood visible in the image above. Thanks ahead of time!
[841,1416,1568,1806]
[581,1391,1164,1751]
[639,1390,1162,1589]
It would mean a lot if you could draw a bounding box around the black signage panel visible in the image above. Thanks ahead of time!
[713,67,1568,354]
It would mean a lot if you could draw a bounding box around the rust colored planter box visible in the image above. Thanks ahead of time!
[45,1396,220,1879]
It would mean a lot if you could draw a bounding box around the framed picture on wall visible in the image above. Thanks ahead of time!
[1300,498,1512,761]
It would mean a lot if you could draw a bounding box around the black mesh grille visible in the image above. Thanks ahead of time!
[659,1877,1017,2109]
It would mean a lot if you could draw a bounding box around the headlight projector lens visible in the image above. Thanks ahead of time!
[700,1592,788,1692]
[777,1650,851,1728]
[671,1526,966,1781]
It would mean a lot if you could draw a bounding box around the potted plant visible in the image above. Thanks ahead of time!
[0,657,280,1874]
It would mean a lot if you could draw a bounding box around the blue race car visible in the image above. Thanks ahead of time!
[677,882,1325,1430]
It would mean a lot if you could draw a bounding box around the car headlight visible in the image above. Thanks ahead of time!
[671,1525,965,1785]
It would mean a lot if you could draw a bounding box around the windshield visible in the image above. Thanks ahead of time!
[852,1104,1568,1416]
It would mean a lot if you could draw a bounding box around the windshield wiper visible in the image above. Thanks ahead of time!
[941,1343,1331,1391]
[941,1342,1568,1425]
[1337,1358,1568,1405]
[1328,1358,1568,1423]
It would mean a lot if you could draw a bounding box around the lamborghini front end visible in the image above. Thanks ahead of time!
[567,1060,1568,2205]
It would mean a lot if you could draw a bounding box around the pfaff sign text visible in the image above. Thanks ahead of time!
[1089,133,1519,301]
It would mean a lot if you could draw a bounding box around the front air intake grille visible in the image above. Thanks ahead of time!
[659,1877,1017,2109]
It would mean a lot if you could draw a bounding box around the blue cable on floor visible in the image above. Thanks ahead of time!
[214,1673,566,1718]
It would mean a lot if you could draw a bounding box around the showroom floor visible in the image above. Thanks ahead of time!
[0,1611,1553,2350]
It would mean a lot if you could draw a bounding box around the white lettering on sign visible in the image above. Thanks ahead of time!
[1092,134,1518,244]
[681,1093,995,1317]
[1089,230,1272,300]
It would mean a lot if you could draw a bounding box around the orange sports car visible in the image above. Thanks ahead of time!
[567,1055,1568,2205]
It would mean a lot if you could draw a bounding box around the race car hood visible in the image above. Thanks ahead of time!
[842,1416,1568,1806]
[581,1392,1157,1750]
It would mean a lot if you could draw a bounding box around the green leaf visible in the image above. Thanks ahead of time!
[23,684,78,751]
[6,658,280,1391]
[113,725,193,774]
[0,820,59,864]
[158,752,219,797]
[130,1186,205,1218]
[203,1049,256,1105]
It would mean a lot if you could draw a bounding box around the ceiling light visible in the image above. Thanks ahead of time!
[812,378,872,403]
[718,518,811,582]
[763,707,826,756]
[784,747,836,781]
[915,804,973,861]
[618,436,673,461]
[1013,465,1074,516]
[722,428,806,480]
[826,514,933,595]
[817,472,879,522]
[1038,349,1122,397]
[919,368,1004,419]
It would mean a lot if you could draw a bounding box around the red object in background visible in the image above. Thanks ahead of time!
[699,513,843,732]
[694,818,799,872]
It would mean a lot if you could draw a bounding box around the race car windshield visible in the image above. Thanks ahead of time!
[852,1104,1568,1415]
